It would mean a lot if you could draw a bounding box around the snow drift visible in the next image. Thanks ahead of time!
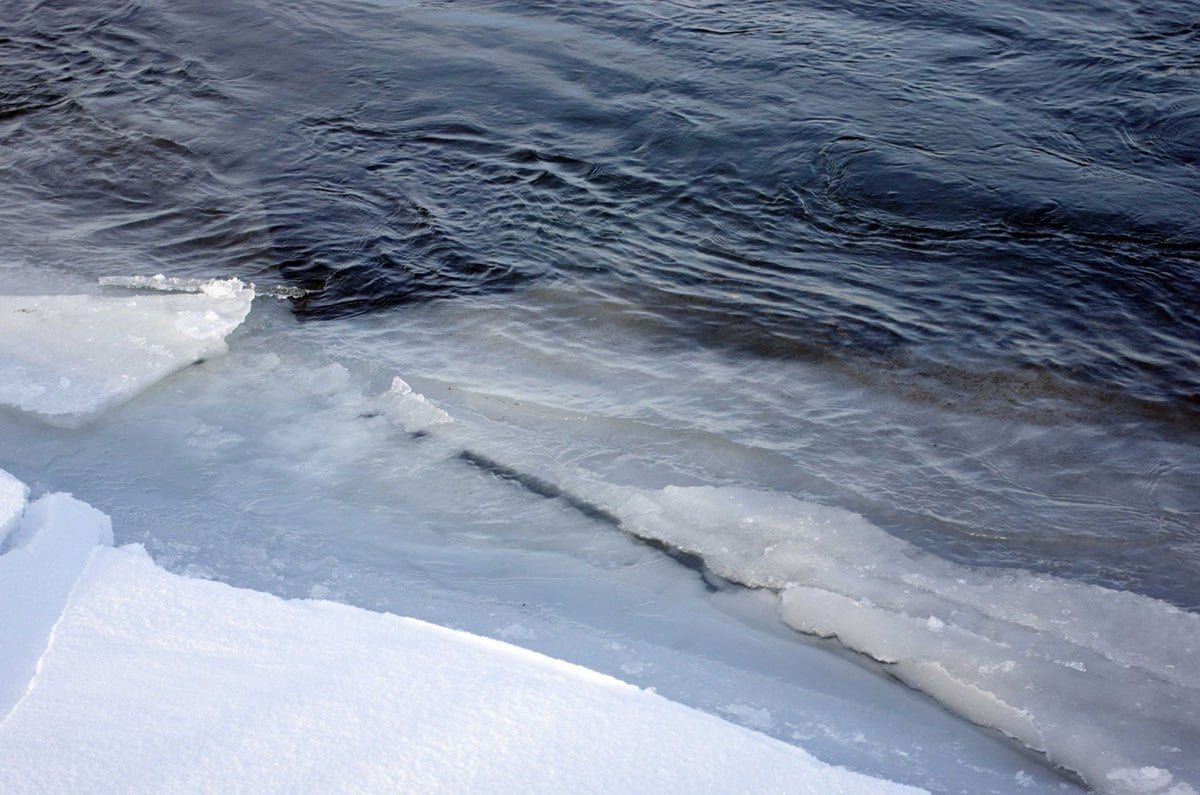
[0,470,917,794]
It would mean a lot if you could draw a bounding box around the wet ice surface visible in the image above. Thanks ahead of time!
[0,285,1087,794]
[598,484,1200,792]
[4,0,1199,789]
[0,278,252,424]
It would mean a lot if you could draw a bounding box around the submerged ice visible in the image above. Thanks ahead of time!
[368,370,1198,791]
[590,484,1200,794]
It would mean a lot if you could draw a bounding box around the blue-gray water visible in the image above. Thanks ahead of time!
[2,0,1198,605]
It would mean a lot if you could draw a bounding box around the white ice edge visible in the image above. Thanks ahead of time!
[0,278,253,424]
[99,273,306,299]
[2,282,1191,793]
[0,469,113,719]
[0,469,918,794]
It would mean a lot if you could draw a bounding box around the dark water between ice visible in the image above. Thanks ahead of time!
[2,0,1199,604]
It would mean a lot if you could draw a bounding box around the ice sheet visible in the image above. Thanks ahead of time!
[0,278,252,424]
[593,484,1200,795]
[0,476,919,795]
[0,337,1086,793]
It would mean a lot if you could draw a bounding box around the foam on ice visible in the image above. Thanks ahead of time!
[0,471,919,794]
[99,273,305,299]
[0,278,253,424]
[592,484,1200,795]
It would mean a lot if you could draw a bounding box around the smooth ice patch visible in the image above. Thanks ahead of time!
[0,278,253,424]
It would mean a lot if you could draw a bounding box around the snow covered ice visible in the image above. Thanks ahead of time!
[0,470,919,794]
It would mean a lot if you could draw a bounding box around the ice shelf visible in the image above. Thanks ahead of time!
[0,471,918,794]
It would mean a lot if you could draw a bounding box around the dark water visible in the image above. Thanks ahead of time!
[3,0,1199,425]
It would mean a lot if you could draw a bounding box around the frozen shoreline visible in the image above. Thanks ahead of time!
[4,278,1188,793]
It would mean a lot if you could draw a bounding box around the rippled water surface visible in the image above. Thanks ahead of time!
[5,0,1200,405]
[5,0,1198,593]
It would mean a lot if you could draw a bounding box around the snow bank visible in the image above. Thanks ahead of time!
[0,278,253,424]
[593,484,1200,795]
[0,472,919,795]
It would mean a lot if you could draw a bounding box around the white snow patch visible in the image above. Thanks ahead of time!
[0,473,112,719]
[0,474,921,794]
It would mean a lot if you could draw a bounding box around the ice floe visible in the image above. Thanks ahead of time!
[0,278,253,424]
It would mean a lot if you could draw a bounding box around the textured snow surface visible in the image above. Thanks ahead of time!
[0,279,252,423]
[0,473,919,795]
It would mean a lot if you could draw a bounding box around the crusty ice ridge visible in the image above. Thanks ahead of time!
[0,469,919,794]
[0,278,253,424]
[584,483,1200,795]
[370,386,1198,795]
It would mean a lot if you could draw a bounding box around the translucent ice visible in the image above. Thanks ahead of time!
[0,279,253,424]
[379,376,454,432]
[99,273,304,299]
